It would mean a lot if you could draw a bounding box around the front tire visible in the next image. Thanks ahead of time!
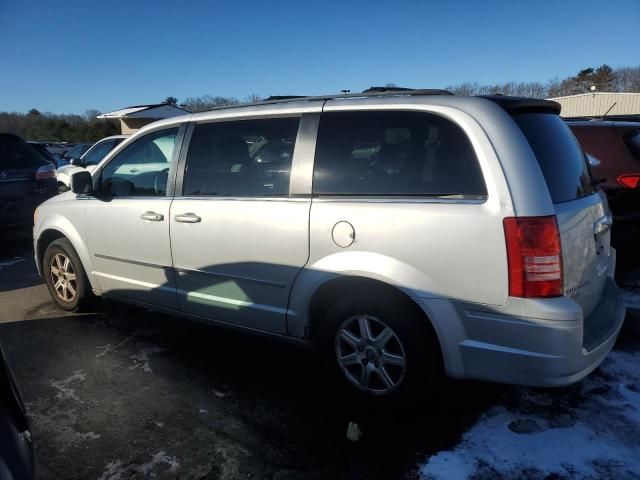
[43,238,91,311]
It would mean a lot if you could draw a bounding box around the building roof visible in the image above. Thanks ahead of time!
[97,103,188,119]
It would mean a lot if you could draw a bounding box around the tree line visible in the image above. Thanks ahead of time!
[1,65,638,142]
[445,65,640,98]
[0,109,119,143]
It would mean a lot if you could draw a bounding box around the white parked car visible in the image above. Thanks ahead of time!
[56,135,127,190]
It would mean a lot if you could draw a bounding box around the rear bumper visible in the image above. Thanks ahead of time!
[414,277,626,387]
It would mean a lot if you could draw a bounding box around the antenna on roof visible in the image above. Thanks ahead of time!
[341,89,350,95]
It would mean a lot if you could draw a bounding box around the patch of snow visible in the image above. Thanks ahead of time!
[95,333,138,358]
[128,347,164,373]
[50,370,87,401]
[98,451,179,480]
[419,350,640,479]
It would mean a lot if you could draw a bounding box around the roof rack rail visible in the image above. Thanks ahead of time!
[362,86,415,93]
[195,88,455,113]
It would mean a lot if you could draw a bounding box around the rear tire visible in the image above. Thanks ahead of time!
[319,288,442,400]
[43,238,92,312]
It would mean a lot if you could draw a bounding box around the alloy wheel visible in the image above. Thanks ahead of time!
[49,253,77,302]
[335,314,407,395]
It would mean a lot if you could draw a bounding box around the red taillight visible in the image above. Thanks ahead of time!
[617,174,640,189]
[35,164,56,180]
[503,216,563,298]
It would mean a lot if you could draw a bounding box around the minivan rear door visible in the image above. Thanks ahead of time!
[513,113,611,317]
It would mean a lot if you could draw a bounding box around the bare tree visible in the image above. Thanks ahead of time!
[244,93,262,103]
[181,95,240,113]
[613,66,640,92]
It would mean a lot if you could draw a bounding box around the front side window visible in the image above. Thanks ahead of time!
[100,128,179,197]
[313,111,486,197]
[183,117,300,197]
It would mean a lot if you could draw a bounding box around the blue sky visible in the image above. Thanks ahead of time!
[0,0,638,114]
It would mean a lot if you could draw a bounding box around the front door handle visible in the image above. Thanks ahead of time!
[140,211,164,221]
[174,213,202,223]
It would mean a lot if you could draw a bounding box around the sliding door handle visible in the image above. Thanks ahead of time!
[174,213,202,223]
[140,211,164,221]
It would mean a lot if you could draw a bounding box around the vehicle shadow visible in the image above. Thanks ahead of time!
[0,304,506,479]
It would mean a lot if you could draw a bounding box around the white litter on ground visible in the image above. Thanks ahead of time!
[420,291,640,480]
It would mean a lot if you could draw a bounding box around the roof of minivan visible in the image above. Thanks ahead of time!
[135,91,562,136]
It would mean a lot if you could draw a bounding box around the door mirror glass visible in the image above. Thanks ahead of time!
[70,170,94,194]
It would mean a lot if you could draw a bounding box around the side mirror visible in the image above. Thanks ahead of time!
[70,171,94,195]
[69,157,82,166]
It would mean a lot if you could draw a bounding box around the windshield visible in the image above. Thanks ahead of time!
[82,139,118,165]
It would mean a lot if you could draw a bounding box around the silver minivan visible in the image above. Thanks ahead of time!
[33,91,626,397]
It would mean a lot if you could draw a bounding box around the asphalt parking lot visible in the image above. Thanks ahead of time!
[0,225,639,479]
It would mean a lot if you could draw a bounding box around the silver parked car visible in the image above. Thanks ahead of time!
[33,90,626,397]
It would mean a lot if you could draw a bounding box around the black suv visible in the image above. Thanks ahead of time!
[0,134,58,228]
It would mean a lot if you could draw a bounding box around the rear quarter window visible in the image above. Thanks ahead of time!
[313,110,487,198]
[514,113,595,203]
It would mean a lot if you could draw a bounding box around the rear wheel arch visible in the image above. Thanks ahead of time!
[308,276,445,396]
[308,277,442,356]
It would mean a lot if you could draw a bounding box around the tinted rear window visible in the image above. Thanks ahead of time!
[313,111,486,197]
[623,129,640,161]
[0,134,48,169]
[514,113,594,203]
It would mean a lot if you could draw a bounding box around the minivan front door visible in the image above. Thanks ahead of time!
[170,117,310,334]
[84,126,184,309]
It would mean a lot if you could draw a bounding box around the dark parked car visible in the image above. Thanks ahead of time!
[567,120,640,219]
[0,134,58,227]
[62,142,93,164]
[0,345,34,479]
[28,141,66,168]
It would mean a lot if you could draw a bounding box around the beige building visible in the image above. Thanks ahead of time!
[548,92,640,118]
[97,103,187,134]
